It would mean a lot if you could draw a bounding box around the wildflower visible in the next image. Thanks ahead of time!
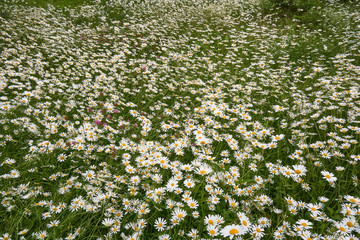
[154,218,167,231]
[196,165,213,176]
[47,220,60,228]
[307,203,322,216]
[313,67,323,72]
[340,216,358,230]
[36,231,48,239]
[320,150,331,159]
[336,166,345,171]
[249,163,258,171]
[321,170,337,183]
[341,205,356,216]
[42,212,52,219]
[237,212,252,228]
[207,225,220,237]
[187,198,198,209]
[0,233,11,240]
[192,211,199,218]
[258,217,271,227]
[295,219,313,230]
[344,195,360,205]
[102,218,115,227]
[166,178,179,191]
[10,169,20,178]
[18,229,28,235]
[158,234,171,240]
[352,176,358,186]
[292,165,307,177]
[335,221,351,234]
[173,207,187,221]
[57,153,67,162]
[183,178,195,188]
[251,225,265,239]
[220,224,247,239]
[204,215,218,226]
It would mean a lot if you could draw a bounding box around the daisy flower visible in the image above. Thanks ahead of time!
[154,218,167,231]
[220,224,247,239]
[204,215,218,226]
[292,165,307,177]
[158,234,171,240]
[196,165,213,176]
[187,199,198,209]
[250,225,265,239]
[321,170,337,183]
[295,219,313,230]
[102,218,115,227]
[172,207,187,221]
[36,231,48,239]
[207,225,220,237]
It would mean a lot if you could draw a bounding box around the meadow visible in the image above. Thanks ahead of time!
[0,0,359,239]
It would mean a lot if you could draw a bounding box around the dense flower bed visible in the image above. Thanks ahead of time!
[0,0,359,239]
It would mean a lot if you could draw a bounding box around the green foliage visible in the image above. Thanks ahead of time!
[259,0,325,25]
[21,0,89,9]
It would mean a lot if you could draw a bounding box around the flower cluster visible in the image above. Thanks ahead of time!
[0,0,359,239]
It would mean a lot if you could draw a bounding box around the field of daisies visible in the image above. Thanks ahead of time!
[0,0,360,239]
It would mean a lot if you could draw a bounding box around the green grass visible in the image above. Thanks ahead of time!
[10,0,90,9]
